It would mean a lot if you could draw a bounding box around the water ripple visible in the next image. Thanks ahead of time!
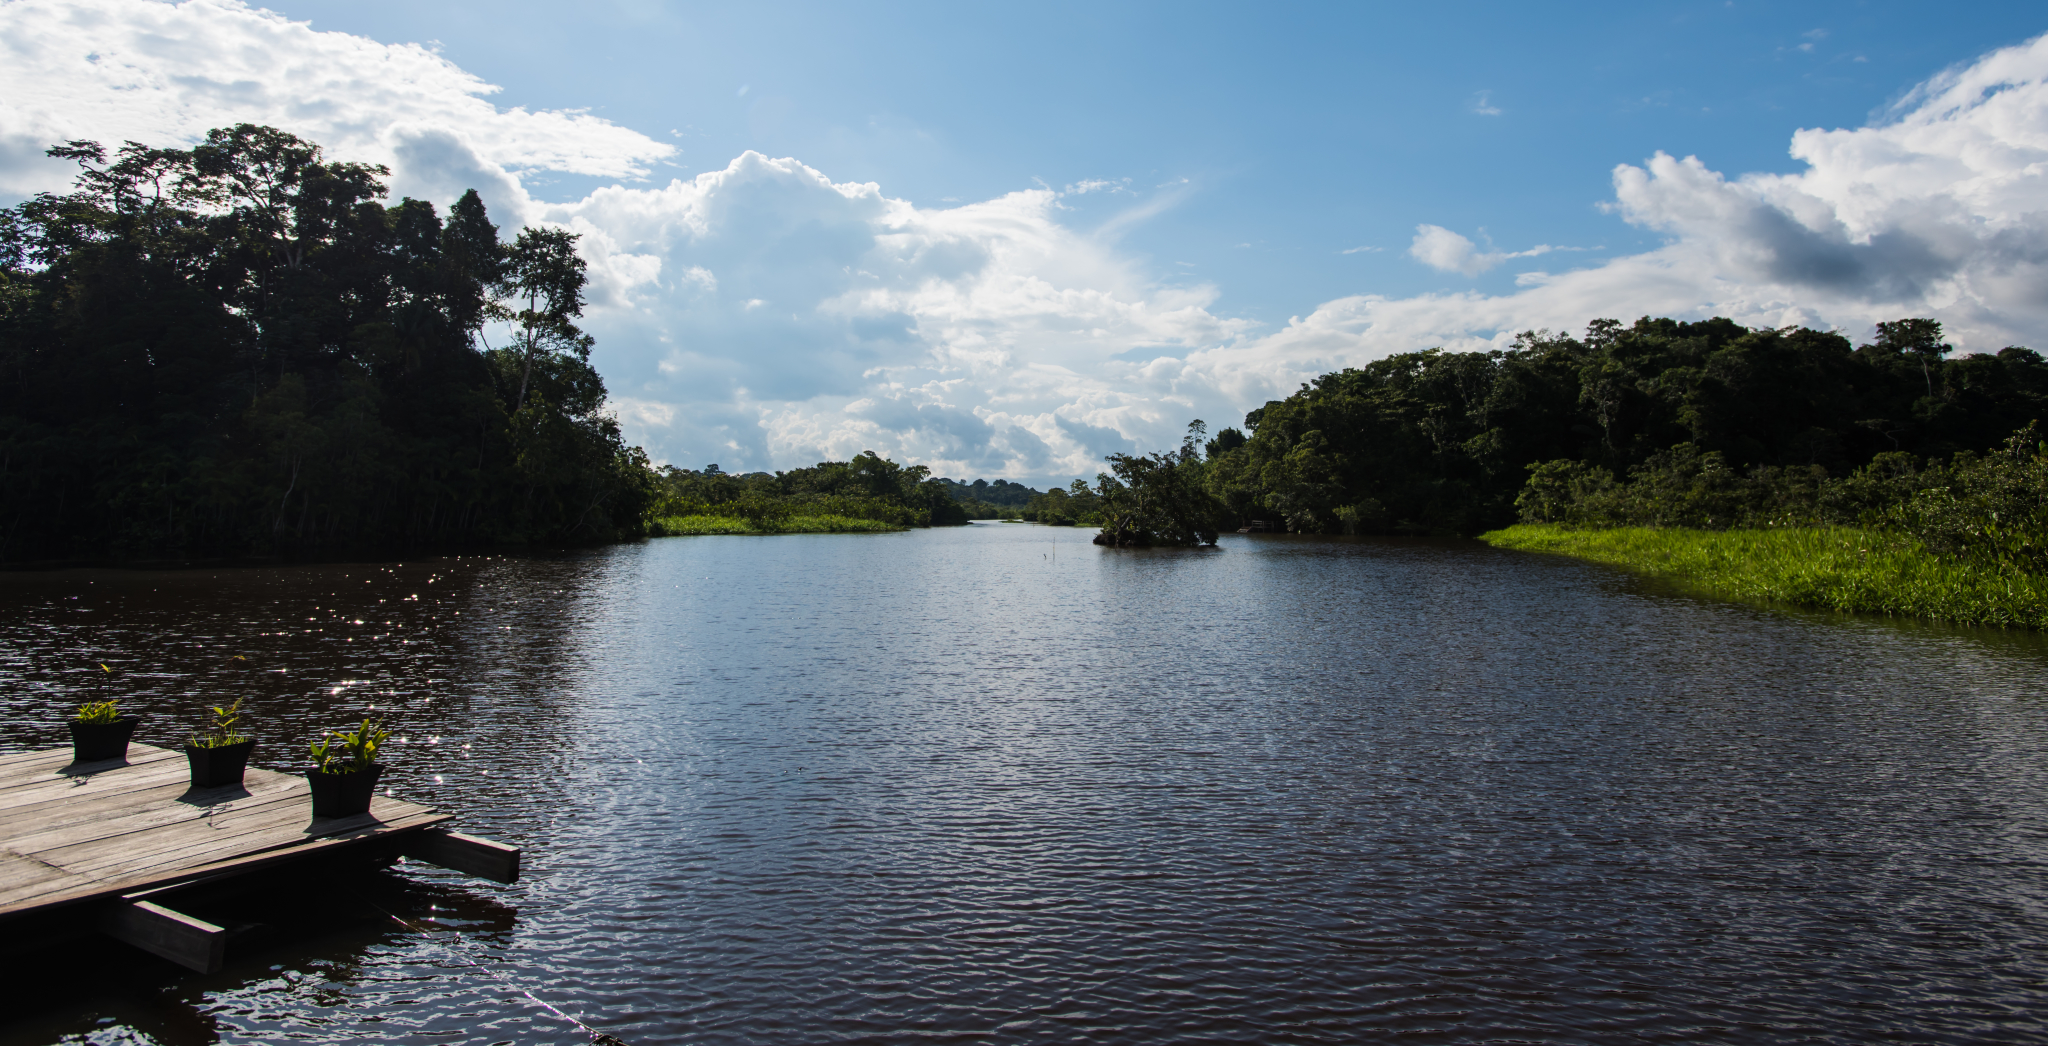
[3,528,2047,1044]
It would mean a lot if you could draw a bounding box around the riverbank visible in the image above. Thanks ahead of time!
[1480,523,2048,629]
[648,514,906,536]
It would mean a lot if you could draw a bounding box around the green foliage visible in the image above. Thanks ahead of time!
[1515,445,1838,529]
[953,498,1009,520]
[1880,424,2048,574]
[943,478,1044,521]
[189,697,249,749]
[938,478,1041,509]
[310,717,390,773]
[1020,480,1103,526]
[1093,422,1228,546]
[1203,317,2048,535]
[649,513,905,535]
[74,699,120,724]
[0,126,659,560]
[1516,423,2048,577]
[1483,524,2048,629]
[646,450,969,533]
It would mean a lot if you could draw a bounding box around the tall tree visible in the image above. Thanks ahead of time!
[498,226,590,418]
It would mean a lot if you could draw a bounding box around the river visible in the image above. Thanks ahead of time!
[3,524,2046,1044]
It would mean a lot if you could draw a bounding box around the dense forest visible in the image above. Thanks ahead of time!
[0,126,658,561]
[1094,317,2047,546]
[938,478,1041,519]
[650,454,969,529]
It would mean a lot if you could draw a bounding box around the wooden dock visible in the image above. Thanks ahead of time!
[0,743,517,972]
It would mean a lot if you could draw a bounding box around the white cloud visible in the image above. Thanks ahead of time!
[545,153,1247,478]
[1409,225,1571,276]
[1410,225,1499,275]
[7,3,2048,484]
[0,0,671,221]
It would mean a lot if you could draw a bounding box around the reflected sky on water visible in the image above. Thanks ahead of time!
[4,524,2048,1044]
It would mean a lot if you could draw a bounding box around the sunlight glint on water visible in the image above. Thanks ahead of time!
[3,524,2047,1044]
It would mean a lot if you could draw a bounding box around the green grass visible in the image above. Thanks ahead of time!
[649,514,906,536]
[1480,523,2048,629]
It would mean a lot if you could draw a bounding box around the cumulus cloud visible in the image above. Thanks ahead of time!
[0,0,671,221]
[1360,31,2048,363]
[547,153,1246,478]
[6,2,2048,483]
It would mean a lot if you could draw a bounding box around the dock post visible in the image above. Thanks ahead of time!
[99,898,227,973]
[399,829,521,883]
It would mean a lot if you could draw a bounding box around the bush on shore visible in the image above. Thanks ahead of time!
[1481,523,2048,629]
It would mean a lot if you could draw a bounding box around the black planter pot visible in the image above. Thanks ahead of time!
[306,764,383,819]
[69,717,139,764]
[185,739,256,788]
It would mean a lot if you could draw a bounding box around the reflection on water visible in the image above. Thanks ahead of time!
[4,526,2048,1044]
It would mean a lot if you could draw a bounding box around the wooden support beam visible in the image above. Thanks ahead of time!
[399,829,520,884]
[99,897,226,973]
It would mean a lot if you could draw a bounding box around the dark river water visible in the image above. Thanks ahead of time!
[4,524,2047,1045]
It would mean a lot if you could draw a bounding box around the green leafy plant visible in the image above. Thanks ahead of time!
[189,698,249,749]
[75,699,121,724]
[309,717,390,774]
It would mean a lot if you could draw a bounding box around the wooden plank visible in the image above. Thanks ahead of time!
[0,743,184,783]
[0,742,91,766]
[400,829,521,883]
[0,743,177,784]
[0,776,293,849]
[0,756,187,800]
[4,780,308,857]
[0,742,179,785]
[0,748,74,779]
[15,795,446,902]
[0,745,61,766]
[40,791,439,881]
[0,776,200,830]
[0,751,189,808]
[0,809,453,916]
[0,761,193,810]
[1,740,185,775]
[0,771,305,844]
[0,850,84,902]
[99,898,226,973]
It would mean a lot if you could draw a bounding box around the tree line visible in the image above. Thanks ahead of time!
[9,138,2032,563]
[1089,317,2048,547]
[650,453,970,529]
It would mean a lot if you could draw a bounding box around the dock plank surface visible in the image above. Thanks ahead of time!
[0,744,449,917]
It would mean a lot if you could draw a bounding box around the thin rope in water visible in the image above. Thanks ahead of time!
[355,890,629,1046]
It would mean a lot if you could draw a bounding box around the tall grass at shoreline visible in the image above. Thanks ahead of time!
[649,514,905,536]
[1481,524,2048,629]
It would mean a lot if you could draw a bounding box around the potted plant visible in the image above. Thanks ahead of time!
[185,698,255,788]
[70,699,139,763]
[306,717,390,819]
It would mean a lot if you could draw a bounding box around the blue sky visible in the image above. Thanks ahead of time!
[4,2,2047,483]
[275,0,2044,322]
